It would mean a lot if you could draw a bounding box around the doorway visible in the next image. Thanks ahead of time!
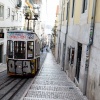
[0,44,3,63]
[75,43,82,82]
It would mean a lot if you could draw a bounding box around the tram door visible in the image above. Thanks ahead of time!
[0,45,3,63]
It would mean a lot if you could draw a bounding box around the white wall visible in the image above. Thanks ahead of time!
[0,0,25,28]
[0,0,25,63]
[86,23,100,100]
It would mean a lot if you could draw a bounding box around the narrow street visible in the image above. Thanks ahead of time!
[0,0,100,99]
[21,51,88,100]
[0,51,47,100]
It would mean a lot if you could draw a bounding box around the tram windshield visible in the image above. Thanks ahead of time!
[14,41,26,59]
[27,41,34,59]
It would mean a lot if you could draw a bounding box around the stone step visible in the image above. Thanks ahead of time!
[25,90,85,100]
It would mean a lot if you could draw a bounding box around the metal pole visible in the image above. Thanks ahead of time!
[27,19,29,30]
[33,20,35,32]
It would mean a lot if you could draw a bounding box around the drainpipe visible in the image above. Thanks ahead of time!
[62,1,70,71]
[84,0,97,95]
[57,0,63,63]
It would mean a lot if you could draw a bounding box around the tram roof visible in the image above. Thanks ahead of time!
[8,30,35,34]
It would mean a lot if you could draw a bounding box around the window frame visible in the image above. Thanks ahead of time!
[0,4,4,20]
[72,0,75,18]
[14,41,26,59]
[7,40,13,58]
[35,40,40,57]
[82,0,87,13]
[7,8,10,17]
[66,2,69,20]
[27,41,34,59]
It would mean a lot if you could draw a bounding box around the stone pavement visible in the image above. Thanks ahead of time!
[21,51,88,100]
[0,63,7,72]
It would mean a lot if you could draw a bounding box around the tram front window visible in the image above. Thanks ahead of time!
[14,41,26,59]
[27,41,34,59]
[7,40,13,58]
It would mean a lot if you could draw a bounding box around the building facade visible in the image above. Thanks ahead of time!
[55,0,100,100]
[0,0,42,64]
[0,0,25,64]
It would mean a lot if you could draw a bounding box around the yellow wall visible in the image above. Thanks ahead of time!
[88,0,93,23]
[74,0,82,24]
[25,0,33,8]
[88,0,100,23]
[95,0,100,22]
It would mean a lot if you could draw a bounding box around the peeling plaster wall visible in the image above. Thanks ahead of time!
[65,17,90,93]
[87,23,100,100]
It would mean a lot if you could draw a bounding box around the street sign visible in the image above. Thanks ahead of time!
[0,33,4,38]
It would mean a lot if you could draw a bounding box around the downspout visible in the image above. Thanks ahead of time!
[84,0,97,95]
[57,0,63,63]
[62,0,70,71]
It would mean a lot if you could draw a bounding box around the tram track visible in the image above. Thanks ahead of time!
[0,51,47,100]
[0,78,29,100]
[0,70,8,80]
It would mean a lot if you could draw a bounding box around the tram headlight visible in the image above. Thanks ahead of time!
[17,65,22,68]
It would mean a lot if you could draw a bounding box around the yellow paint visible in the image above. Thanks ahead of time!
[95,0,100,22]
[74,0,82,24]
[88,0,100,23]
[25,1,33,9]
[32,69,35,74]
[31,59,35,63]
[88,0,93,23]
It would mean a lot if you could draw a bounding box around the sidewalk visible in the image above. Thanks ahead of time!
[0,63,7,72]
[21,51,88,100]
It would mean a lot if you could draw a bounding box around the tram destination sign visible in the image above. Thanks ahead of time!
[0,33,4,38]
[8,33,34,39]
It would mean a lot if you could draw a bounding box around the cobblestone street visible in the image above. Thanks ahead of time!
[21,51,88,100]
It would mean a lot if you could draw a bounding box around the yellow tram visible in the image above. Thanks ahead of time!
[6,30,40,76]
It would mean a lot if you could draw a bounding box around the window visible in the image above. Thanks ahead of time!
[70,48,75,64]
[68,47,71,62]
[27,41,34,59]
[68,47,75,65]
[0,29,3,32]
[82,0,87,13]
[72,0,75,18]
[16,13,18,21]
[7,8,10,17]
[19,14,22,22]
[66,2,69,20]
[35,40,40,57]
[0,4,4,18]
[7,40,13,58]
[11,10,15,21]
[14,41,26,59]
